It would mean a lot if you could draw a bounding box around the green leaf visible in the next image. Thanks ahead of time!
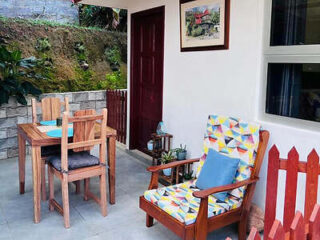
[0,45,42,106]
[0,86,9,105]
[15,93,27,105]
[0,45,11,61]
[21,81,42,96]
[18,56,38,69]
[1,82,15,93]
[11,49,22,62]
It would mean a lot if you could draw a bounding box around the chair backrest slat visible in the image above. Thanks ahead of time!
[290,211,306,240]
[283,148,299,232]
[265,145,280,236]
[42,98,61,121]
[68,139,103,150]
[305,150,319,221]
[73,109,96,152]
[32,97,69,123]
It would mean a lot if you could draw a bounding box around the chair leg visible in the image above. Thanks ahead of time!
[146,214,154,227]
[41,160,46,201]
[100,174,107,217]
[75,181,81,194]
[48,166,54,211]
[84,178,90,201]
[238,218,248,240]
[61,174,70,228]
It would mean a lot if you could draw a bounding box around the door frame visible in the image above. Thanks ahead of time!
[129,6,165,150]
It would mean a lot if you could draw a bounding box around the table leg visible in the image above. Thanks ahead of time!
[18,133,26,194]
[31,146,41,223]
[107,137,116,204]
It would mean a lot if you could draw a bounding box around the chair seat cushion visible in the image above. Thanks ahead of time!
[41,145,61,157]
[47,151,100,171]
[144,180,242,225]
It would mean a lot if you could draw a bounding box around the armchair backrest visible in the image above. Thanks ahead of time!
[31,97,69,123]
[196,115,261,199]
[60,108,108,173]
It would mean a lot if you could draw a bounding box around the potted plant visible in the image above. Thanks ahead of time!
[161,150,175,176]
[183,171,193,181]
[175,144,187,160]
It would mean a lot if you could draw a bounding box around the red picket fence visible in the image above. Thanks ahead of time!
[226,204,320,240]
[227,145,320,240]
[265,146,320,235]
[106,90,127,144]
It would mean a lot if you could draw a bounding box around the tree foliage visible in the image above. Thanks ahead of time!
[79,5,127,32]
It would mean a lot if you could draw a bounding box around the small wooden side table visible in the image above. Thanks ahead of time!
[147,133,173,166]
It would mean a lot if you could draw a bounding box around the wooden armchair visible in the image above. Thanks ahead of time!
[47,109,108,228]
[31,97,71,201]
[140,115,270,240]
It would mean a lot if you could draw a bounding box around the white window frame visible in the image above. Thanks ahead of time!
[259,0,320,129]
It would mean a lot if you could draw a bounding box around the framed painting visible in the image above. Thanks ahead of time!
[180,0,230,52]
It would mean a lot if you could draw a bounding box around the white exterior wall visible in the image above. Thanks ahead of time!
[82,0,320,219]
[127,0,264,158]
[127,0,270,208]
[127,0,320,219]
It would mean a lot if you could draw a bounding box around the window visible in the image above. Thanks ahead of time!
[264,0,320,124]
[270,0,320,46]
[266,63,320,122]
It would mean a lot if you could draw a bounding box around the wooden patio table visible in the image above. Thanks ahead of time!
[17,122,117,223]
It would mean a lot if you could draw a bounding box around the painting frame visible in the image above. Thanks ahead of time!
[180,0,230,52]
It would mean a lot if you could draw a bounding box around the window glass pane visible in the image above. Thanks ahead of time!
[270,0,320,46]
[266,63,320,122]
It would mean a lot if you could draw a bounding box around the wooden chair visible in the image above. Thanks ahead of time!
[47,109,108,228]
[264,146,320,238]
[140,115,270,240]
[31,97,71,201]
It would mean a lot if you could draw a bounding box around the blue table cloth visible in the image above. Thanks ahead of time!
[47,128,73,138]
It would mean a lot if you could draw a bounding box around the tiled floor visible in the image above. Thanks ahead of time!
[0,146,238,240]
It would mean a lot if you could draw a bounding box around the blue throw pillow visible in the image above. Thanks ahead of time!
[196,149,240,201]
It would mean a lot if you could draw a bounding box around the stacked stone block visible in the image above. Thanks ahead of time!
[0,90,106,160]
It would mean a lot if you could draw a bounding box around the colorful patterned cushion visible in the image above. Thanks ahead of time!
[144,180,242,225]
[195,115,260,199]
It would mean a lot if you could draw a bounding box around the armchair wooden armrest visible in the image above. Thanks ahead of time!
[147,158,200,190]
[193,177,259,239]
[193,177,259,199]
[147,158,200,173]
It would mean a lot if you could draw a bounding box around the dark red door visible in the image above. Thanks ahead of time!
[130,6,165,151]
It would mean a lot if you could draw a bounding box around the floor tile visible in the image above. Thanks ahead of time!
[0,223,13,240]
[0,146,239,240]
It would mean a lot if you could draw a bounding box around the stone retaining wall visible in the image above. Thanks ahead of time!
[0,0,79,24]
[0,90,106,160]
